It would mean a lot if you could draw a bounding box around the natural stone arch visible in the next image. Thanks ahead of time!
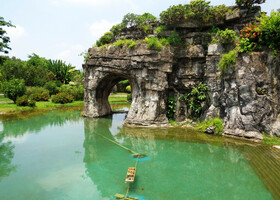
[83,44,174,127]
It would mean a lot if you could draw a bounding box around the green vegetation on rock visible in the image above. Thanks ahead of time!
[218,50,238,74]
[166,97,176,120]
[195,118,224,135]
[212,28,237,44]
[160,0,229,25]
[179,83,208,118]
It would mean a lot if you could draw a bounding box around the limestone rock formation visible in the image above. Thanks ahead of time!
[83,6,280,140]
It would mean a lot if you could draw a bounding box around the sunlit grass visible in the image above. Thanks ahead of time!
[262,133,280,145]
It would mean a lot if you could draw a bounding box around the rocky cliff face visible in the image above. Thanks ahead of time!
[205,50,280,140]
[83,6,280,140]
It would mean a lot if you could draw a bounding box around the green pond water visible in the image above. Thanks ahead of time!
[0,108,280,200]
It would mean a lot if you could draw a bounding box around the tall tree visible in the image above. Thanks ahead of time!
[0,17,15,54]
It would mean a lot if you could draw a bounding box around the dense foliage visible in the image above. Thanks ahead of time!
[44,81,59,95]
[218,10,280,73]
[26,86,49,97]
[95,12,157,47]
[0,54,83,87]
[59,84,84,101]
[212,29,237,44]
[51,93,74,104]
[95,32,114,47]
[16,95,36,107]
[259,11,280,54]
[2,79,26,103]
[235,0,265,8]
[196,118,224,135]
[179,83,208,118]
[218,50,238,73]
[0,17,15,54]
[145,37,164,51]
[30,92,49,102]
[160,0,228,25]
[166,97,176,120]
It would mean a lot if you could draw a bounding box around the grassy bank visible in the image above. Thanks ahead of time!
[0,93,130,115]
[262,133,280,146]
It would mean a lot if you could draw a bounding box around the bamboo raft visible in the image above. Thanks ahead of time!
[114,193,138,200]
[125,167,136,183]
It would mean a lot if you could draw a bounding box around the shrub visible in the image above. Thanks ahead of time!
[26,86,49,96]
[110,23,126,36]
[167,30,181,45]
[59,84,84,101]
[179,83,208,118]
[122,12,157,28]
[44,81,59,95]
[258,11,280,54]
[155,25,168,35]
[145,37,163,51]
[116,80,129,93]
[16,95,36,107]
[51,93,74,104]
[212,28,237,44]
[126,85,131,93]
[113,39,137,48]
[218,50,238,73]
[166,97,176,120]
[96,32,114,47]
[238,24,262,53]
[160,1,229,25]
[16,95,29,106]
[195,118,224,135]
[127,94,132,102]
[236,0,265,8]
[2,79,26,103]
[30,92,49,101]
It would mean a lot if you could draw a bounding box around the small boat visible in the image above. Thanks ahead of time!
[125,167,136,183]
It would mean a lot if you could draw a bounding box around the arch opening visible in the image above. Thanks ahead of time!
[95,73,134,117]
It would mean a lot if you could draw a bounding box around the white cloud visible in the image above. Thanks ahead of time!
[4,25,26,41]
[55,43,85,68]
[50,0,137,7]
[89,20,119,39]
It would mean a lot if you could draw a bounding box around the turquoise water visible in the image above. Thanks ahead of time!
[0,109,277,200]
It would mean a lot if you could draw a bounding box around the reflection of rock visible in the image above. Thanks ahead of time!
[83,116,131,199]
[83,114,277,199]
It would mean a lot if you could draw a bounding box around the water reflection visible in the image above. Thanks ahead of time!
[0,109,82,183]
[0,133,16,180]
[1,110,82,138]
[83,114,275,200]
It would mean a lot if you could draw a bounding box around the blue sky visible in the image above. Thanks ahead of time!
[0,0,279,69]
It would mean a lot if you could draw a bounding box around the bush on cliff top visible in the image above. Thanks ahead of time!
[160,0,229,25]
[235,0,265,8]
[95,12,157,47]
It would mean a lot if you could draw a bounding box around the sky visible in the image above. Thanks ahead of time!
[0,0,279,69]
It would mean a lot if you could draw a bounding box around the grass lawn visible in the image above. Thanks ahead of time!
[110,93,128,96]
[0,93,129,115]
[262,133,280,145]
[0,101,84,114]
[0,95,12,102]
